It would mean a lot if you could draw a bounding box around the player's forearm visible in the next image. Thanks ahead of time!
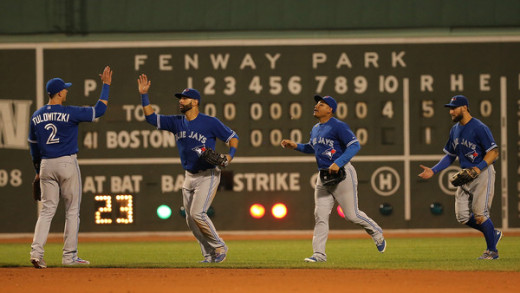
[29,142,41,173]
[295,143,314,154]
[140,93,158,126]
[334,142,360,167]
[431,154,456,174]
[99,84,110,102]
[94,100,108,118]
[228,138,238,158]
[141,94,155,115]
[93,84,110,118]
[478,147,499,170]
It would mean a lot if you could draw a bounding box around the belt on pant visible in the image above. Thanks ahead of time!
[187,168,213,175]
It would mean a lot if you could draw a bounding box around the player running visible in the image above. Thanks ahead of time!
[281,95,386,262]
[137,74,238,263]
[29,66,113,268]
[418,95,502,259]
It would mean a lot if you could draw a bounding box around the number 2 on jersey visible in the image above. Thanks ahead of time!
[45,123,60,144]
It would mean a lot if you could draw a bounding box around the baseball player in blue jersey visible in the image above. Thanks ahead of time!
[28,66,113,268]
[137,74,238,263]
[418,95,502,260]
[281,95,386,262]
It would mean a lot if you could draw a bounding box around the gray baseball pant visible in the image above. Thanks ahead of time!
[183,168,226,259]
[455,165,496,224]
[311,163,384,261]
[30,154,82,264]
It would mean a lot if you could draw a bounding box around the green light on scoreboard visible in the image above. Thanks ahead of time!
[157,205,172,220]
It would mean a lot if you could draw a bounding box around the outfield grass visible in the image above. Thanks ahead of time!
[1,236,519,271]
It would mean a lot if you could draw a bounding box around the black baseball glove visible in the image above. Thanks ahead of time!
[450,168,479,187]
[201,148,228,167]
[32,176,41,201]
[319,167,346,186]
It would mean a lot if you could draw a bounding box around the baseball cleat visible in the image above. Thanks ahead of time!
[304,256,325,263]
[199,256,214,263]
[376,238,386,253]
[494,230,503,247]
[477,250,499,260]
[31,258,47,269]
[214,246,228,263]
[63,257,90,265]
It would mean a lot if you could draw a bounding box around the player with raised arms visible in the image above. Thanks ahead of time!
[137,74,238,263]
[29,66,113,268]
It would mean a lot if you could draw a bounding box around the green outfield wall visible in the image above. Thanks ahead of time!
[1,0,520,35]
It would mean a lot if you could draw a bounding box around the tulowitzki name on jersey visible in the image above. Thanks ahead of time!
[32,112,70,125]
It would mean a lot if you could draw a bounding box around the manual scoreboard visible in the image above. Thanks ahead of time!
[1,38,519,232]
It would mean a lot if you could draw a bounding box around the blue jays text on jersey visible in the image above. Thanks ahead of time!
[154,113,237,172]
[174,130,207,144]
[299,117,359,170]
[443,117,497,169]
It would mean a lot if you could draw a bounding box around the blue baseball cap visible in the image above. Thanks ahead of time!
[444,95,469,108]
[175,88,201,101]
[46,78,72,96]
[314,95,337,113]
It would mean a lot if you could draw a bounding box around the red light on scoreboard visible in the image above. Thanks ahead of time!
[271,203,287,219]
[250,204,266,219]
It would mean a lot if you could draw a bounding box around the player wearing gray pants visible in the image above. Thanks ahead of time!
[32,155,82,264]
[137,75,238,263]
[455,165,495,226]
[28,67,112,268]
[281,95,386,262]
[183,169,226,258]
[313,162,384,260]
[419,95,502,260]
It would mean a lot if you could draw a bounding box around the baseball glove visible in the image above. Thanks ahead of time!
[319,167,346,186]
[32,177,41,201]
[450,168,479,187]
[201,148,228,167]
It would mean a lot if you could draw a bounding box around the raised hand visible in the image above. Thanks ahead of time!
[137,74,151,94]
[100,66,113,85]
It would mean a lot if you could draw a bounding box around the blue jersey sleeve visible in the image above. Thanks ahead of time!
[334,141,360,167]
[478,125,498,152]
[296,129,315,154]
[431,154,456,173]
[337,123,358,148]
[331,120,359,167]
[67,106,95,123]
[28,120,37,143]
[28,122,41,172]
[158,114,179,132]
[210,117,236,143]
[93,100,107,118]
[145,113,159,127]
[296,143,314,153]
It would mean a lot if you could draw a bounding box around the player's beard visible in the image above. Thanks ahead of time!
[180,102,193,113]
[452,113,463,122]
